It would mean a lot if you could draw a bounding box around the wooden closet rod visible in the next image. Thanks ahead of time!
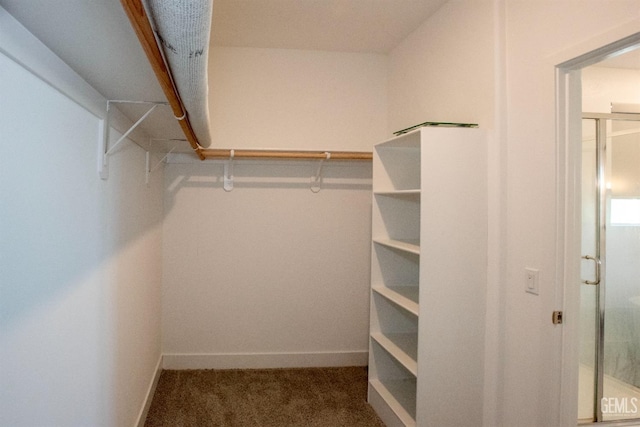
[120,0,205,160]
[200,149,373,161]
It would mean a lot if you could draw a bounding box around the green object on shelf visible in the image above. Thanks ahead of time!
[393,121,478,136]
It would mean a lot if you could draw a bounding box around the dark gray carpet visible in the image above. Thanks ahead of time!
[144,366,385,426]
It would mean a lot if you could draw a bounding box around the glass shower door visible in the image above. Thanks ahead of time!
[579,116,640,423]
[601,118,640,422]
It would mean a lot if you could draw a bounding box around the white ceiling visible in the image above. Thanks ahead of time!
[0,0,637,149]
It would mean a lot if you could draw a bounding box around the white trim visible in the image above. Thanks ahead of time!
[135,355,163,427]
[484,1,507,426]
[162,351,368,370]
[557,66,583,427]
[546,21,640,68]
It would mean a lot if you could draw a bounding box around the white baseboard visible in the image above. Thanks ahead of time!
[162,351,368,370]
[135,355,163,427]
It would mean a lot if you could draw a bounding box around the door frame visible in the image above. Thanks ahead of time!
[556,32,640,426]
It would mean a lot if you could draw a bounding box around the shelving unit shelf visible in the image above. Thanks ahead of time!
[368,127,487,427]
[369,378,417,427]
[371,332,418,375]
[373,239,420,255]
[374,190,421,197]
[371,286,419,316]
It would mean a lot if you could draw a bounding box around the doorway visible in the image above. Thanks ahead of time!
[555,31,640,426]
[578,114,640,423]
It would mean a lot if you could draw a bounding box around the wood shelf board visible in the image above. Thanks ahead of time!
[371,332,418,376]
[372,286,419,316]
[369,378,417,426]
[374,190,421,198]
[373,239,420,255]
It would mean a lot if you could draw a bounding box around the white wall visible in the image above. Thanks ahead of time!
[208,47,388,150]
[162,159,372,368]
[162,46,386,368]
[388,0,496,133]
[103,140,164,427]
[0,9,163,427]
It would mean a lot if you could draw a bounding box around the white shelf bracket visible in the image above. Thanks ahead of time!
[98,100,168,180]
[223,149,235,192]
[311,152,330,193]
[145,146,177,186]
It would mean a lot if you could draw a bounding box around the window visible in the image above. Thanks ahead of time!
[610,199,640,226]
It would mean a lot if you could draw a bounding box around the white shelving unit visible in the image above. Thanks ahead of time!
[368,127,487,427]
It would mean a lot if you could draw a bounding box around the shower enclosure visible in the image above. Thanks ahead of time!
[579,114,640,423]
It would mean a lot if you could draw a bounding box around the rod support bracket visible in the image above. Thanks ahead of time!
[311,152,330,193]
[224,150,235,192]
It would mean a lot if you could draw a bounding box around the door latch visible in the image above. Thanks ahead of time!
[552,311,563,325]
